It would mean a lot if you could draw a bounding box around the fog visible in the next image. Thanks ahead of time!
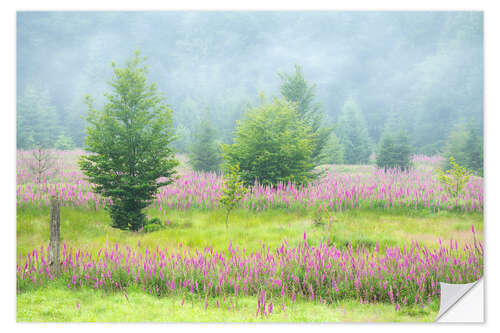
[17,11,483,154]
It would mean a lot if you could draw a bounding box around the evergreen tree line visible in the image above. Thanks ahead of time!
[17,12,483,156]
[17,62,483,177]
[17,85,76,150]
[189,66,483,177]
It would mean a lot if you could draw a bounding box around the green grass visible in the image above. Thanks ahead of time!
[16,204,482,322]
[17,154,482,322]
[17,204,483,258]
[17,284,439,322]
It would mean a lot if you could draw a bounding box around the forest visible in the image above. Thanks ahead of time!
[17,11,483,157]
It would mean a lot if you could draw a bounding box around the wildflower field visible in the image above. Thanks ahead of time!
[16,151,484,322]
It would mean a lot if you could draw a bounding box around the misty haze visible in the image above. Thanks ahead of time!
[17,11,483,154]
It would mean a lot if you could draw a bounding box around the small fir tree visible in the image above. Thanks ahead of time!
[25,144,58,184]
[337,98,371,164]
[319,131,344,165]
[189,114,222,172]
[436,157,471,198]
[443,121,469,170]
[54,132,75,151]
[464,126,483,176]
[219,163,247,230]
[442,121,483,176]
[376,130,412,170]
[17,84,60,149]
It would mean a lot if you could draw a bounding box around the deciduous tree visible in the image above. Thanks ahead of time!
[79,51,178,231]
[222,97,314,186]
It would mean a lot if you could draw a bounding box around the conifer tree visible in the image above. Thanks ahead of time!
[463,126,483,176]
[320,131,344,165]
[337,98,372,164]
[17,84,60,149]
[442,121,483,176]
[376,130,412,170]
[279,65,332,165]
[189,114,221,172]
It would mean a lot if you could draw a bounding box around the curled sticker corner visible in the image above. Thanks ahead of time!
[436,278,483,322]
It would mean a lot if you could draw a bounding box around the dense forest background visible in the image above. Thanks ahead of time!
[17,11,483,156]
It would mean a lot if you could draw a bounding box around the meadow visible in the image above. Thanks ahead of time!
[16,151,484,322]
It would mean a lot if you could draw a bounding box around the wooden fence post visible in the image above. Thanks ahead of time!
[48,195,61,276]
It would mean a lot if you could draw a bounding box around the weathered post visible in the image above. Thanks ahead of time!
[48,195,61,276]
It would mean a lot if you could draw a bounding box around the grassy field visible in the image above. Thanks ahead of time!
[16,153,484,322]
[17,284,439,322]
[17,205,483,258]
[16,205,482,322]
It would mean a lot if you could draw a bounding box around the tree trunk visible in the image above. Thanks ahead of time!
[48,195,61,276]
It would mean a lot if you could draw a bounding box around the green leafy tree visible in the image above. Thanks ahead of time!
[376,129,412,170]
[337,98,372,164]
[219,163,247,230]
[79,51,179,231]
[279,65,332,165]
[222,96,315,186]
[436,157,471,198]
[189,114,222,172]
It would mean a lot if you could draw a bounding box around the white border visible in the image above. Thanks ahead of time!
[2,1,499,332]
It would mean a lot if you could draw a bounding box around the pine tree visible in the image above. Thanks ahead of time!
[443,121,469,170]
[54,132,75,150]
[189,114,222,172]
[337,98,372,164]
[376,130,412,170]
[319,131,344,165]
[17,84,60,149]
[442,121,483,176]
[279,65,332,165]
[464,126,483,176]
